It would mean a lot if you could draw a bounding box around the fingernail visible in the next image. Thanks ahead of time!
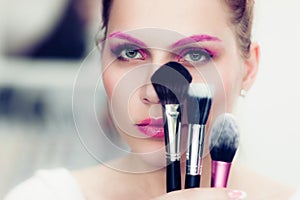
[227,190,247,200]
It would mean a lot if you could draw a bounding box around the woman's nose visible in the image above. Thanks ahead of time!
[139,51,174,105]
[140,84,160,105]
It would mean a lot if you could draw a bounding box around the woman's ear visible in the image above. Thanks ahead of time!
[242,42,260,91]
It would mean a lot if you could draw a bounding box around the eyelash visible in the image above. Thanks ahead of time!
[110,43,147,61]
[176,47,214,65]
[109,43,214,65]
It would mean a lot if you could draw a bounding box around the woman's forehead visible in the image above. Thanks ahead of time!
[107,0,230,37]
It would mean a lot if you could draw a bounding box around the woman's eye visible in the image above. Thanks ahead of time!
[111,44,146,61]
[120,48,142,59]
[179,49,212,64]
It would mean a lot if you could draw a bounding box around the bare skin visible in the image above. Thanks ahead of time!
[72,155,295,199]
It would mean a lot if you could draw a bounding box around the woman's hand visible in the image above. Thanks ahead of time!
[152,188,247,200]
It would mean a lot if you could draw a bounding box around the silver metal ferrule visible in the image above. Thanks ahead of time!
[164,104,181,162]
[186,124,205,175]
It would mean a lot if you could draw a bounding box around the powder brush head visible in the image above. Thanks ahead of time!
[187,83,213,125]
[209,113,240,163]
[151,62,192,105]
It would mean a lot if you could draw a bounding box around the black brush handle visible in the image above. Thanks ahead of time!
[184,174,200,189]
[166,161,181,192]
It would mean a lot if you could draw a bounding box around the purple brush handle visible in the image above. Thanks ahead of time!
[211,160,231,188]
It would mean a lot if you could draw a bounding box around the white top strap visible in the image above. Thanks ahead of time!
[4,168,85,200]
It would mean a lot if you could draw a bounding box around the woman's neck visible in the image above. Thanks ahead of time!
[73,153,214,199]
[114,153,213,193]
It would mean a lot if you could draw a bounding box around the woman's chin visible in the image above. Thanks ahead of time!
[130,139,167,171]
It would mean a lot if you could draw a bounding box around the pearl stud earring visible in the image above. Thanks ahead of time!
[240,89,247,98]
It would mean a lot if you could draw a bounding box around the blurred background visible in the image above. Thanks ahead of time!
[0,0,105,197]
[1,0,300,198]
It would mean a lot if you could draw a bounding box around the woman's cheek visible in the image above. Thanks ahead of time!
[102,66,122,100]
[188,62,230,115]
[128,90,146,123]
[102,73,113,99]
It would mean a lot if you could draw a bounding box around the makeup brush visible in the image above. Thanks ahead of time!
[185,83,213,189]
[151,61,192,193]
[209,113,240,188]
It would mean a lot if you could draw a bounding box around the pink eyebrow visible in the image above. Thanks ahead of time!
[171,35,221,48]
[108,31,147,47]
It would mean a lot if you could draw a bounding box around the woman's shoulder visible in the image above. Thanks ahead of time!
[71,164,135,199]
[71,160,159,200]
[4,168,85,200]
[230,163,297,199]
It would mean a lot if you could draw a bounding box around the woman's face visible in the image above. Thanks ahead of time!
[101,0,251,162]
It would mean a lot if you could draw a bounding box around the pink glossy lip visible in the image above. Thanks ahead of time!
[137,118,164,139]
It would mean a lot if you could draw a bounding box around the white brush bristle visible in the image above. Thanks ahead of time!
[209,113,239,150]
[188,83,213,98]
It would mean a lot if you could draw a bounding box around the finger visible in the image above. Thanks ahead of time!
[152,188,247,200]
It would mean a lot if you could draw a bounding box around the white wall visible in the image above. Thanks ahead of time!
[237,0,300,186]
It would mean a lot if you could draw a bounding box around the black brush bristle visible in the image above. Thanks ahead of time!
[187,83,213,125]
[151,62,192,105]
[209,113,239,163]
